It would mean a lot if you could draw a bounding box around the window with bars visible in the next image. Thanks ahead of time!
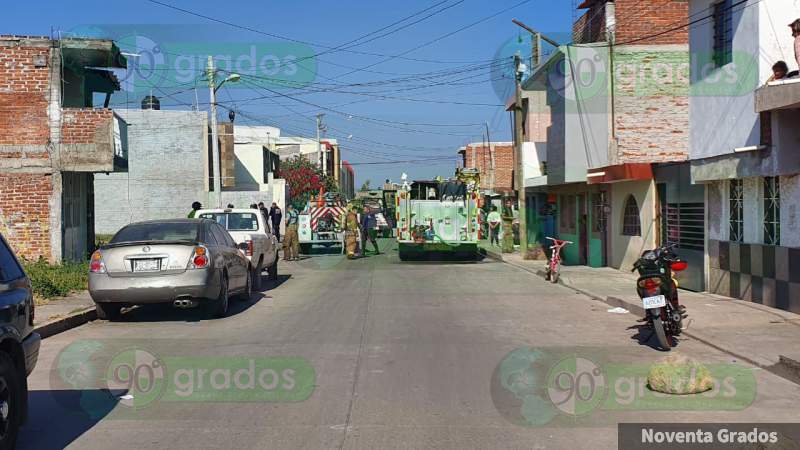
[662,203,706,251]
[713,0,733,67]
[592,192,607,233]
[764,176,780,245]
[729,179,743,242]
[622,195,641,236]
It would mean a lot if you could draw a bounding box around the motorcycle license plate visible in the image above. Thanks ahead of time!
[642,295,666,309]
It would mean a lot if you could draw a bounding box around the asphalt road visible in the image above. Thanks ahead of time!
[18,239,800,449]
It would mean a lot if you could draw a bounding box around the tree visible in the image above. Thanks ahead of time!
[360,179,372,192]
[278,155,336,209]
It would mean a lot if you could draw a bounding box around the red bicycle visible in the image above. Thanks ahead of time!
[545,237,573,283]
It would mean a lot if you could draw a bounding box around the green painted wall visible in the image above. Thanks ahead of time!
[556,192,605,267]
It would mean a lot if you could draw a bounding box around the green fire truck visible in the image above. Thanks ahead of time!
[395,169,480,260]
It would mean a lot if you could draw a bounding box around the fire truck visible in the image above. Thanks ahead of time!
[298,192,347,254]
[396,169,480,260]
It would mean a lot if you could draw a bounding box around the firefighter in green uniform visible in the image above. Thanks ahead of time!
[501,197,515,253]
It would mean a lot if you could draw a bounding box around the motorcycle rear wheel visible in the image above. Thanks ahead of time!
[652,316,672,351]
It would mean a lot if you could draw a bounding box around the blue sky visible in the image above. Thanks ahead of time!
[7,0,573,186]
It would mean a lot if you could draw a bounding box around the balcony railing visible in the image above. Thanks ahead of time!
[754,78,800,113]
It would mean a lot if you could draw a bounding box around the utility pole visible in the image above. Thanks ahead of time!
[485,121,495,196]
[512,19,560,71]
[472,140,477,172]
[514,53,528,258]
[207,56,222,207]
[316,113,326,176]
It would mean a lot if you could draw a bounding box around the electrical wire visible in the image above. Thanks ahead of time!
[144,0,496,65]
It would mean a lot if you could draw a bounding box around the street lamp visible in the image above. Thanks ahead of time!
[207,57,240,207]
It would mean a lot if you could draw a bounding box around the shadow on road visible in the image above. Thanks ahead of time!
[259,273,291,291]
[107,274,292,323]
[20,389,114,449]
[396,250,487,264]
[300,245,343,256]
[628,323,681,352]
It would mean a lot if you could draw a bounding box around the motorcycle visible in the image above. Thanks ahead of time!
[631,243,688,350]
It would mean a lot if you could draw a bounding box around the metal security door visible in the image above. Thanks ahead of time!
[61,172,91,261]
[654,164,705,291]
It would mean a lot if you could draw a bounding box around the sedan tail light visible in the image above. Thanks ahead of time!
[188,246,210,269]
[89,250,106,274]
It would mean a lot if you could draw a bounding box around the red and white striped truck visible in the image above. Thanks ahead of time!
[297,193,347,254]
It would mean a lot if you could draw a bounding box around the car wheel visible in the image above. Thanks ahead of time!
[251,263,262,291]
[95,302,122,321]
[209,276,229,318]
[267,254,279,281]
[0,352,21,450]
[237,270,252,301]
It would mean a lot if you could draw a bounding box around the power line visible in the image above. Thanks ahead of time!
[334,0,536,78]
[144,0,493,65]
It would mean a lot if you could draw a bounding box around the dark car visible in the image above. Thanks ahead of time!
[88,219,252,320]
[0,232,41,449]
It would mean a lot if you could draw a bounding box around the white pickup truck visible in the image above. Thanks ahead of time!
[196,208,279,289]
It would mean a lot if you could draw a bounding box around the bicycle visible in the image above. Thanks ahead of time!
[545,237,573,284]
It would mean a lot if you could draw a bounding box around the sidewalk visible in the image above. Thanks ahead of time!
[490,251,800,383]
[33,291,96,338]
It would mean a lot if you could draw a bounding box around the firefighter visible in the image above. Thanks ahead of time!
[283,204,300,261]
[501,198,515,253]
[344,205,360,259]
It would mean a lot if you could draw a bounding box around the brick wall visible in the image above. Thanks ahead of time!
[61,108,113,144]
[573,3,606,44]
[463,143,514,193]
[615,0,688,45]
[613,46,690,163]
[94,109,209,235]
[573,0,688,45]
[0,43,50,146]
[0,173,53,260]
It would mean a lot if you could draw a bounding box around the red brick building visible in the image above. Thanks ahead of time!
[0,36,127,261]
[458,142,514,194]
[521,0,697,285]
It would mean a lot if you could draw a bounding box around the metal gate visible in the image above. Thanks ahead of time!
[654,163,705,291]
[61,172,94,261]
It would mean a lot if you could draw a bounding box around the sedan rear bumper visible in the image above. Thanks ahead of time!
[89,269,221,304]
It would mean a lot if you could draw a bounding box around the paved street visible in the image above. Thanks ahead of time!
[19,240,800,450]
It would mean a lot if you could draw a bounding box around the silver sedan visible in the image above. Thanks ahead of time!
[88,219,252,320]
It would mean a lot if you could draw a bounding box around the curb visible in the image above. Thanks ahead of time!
[502,258,800,385]
[33,307,97,339]
[480,247,504,262]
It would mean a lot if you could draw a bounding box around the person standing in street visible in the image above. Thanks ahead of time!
[360,206,380,256]
[487,205,501,246]
[269,202,283,242]
[501,198,515,253]
[791,19,800,71]
[188,201,202,218]
[283,204,299,261]
[344,206,360,259]
[257,202,270,233]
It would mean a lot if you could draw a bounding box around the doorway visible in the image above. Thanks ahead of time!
[578,193,588,265]
[61,172,95,261]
